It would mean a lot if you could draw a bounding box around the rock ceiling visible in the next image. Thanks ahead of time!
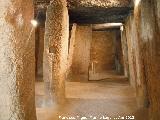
[35,0,133,24]
[68,0,131,8]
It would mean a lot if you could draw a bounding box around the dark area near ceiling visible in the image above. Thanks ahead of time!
[34,0,133,24]
[69,7,133,24]
[36,9,46,26]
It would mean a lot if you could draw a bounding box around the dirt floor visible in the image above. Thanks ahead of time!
[89,70,128,81]
[35,75,148,120]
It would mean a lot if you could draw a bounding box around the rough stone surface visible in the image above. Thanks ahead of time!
[35,0,131,8]
[36,27,45,78]
[68,0,132,23]
[70,25,92,76]
[115,30,124,74]
[44,0,69,104]
[0,0,36,120]
[150,0,160,119]
[69,27,125,79]
[69,7,132,24]
[67,24,77,75]
[67,0,131,8]
[124,0,160,119]
[121,27,129,77]
[90,31,116,73]
[35,0,133,24]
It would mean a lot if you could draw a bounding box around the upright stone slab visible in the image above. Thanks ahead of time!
[71,25,92,76]
[125,0,160,119]
[0,0,36,120]
[44,0,69,104]
[68,24,77,76]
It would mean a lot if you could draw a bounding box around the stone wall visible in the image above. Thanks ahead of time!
[115,30,124,74]
[71,25,92,76]
[0,0,36,120]
[121,27,129,77]
[68,24,77,75]
[35,27,45,78]
[90,30,116,73]
[69,27,124,76]
[44,0,69,104]
[124,0,160,119]
[152,0,160,118]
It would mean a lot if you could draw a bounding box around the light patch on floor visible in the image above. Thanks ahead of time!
[35,77,148,120]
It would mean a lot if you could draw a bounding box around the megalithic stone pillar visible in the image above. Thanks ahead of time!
[44,0,69,104]
[0,0,36,120]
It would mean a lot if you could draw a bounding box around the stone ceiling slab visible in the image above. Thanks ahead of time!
[67,0,131,8]
[34,0,133,24]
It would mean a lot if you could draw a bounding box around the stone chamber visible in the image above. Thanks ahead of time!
[0,0,160,120]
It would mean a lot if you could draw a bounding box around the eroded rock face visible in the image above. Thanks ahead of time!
[67,0,131,8]
[124,0,160,119]
[91,30,117,72]
[35,0,131,8]
[34,0,132,24]
[68,0,132,23]
[0,0,36,120]
[35,27,45,78]
[44,0,69,104]
[70,25,92,76]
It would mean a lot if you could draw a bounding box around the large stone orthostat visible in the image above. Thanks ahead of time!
[0,0,36,120]
[44,0,69,104]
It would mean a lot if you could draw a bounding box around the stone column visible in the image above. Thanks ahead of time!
[44,0,69,104]
[0,0,36,120]
[68,24,77,76]
[121,27,129,77]
[71,25,92,76]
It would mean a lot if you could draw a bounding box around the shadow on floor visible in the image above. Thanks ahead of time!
[35,75,148,120]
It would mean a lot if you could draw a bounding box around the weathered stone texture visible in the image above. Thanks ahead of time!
[44,0,69,104]
[151,0,160,119]
[115,30,124,74]
[125,14,140,88]
[35,27,45,77]
[67,0,130,8]
[125,0,160,119]
[35,0,132,24]
[35,0,131,8]
[69,27,124,77]
[0,0,36,120]
[67,24,77,74]
[70,25,92,76]
[121,28,129,77]
[90,31,116,73]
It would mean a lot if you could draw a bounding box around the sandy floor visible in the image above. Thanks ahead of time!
[35,76,148,120]
[89,70,128,81]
